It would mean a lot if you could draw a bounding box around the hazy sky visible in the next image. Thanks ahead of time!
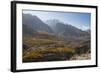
[23,10,91,30]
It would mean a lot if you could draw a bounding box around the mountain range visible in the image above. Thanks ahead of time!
[23,14,53,33]
[22,13,90,39]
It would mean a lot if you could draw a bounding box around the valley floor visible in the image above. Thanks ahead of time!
[23,35,90,62]
[70,53,91,60]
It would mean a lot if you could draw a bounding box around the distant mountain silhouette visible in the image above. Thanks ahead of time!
[46,19,89,38]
